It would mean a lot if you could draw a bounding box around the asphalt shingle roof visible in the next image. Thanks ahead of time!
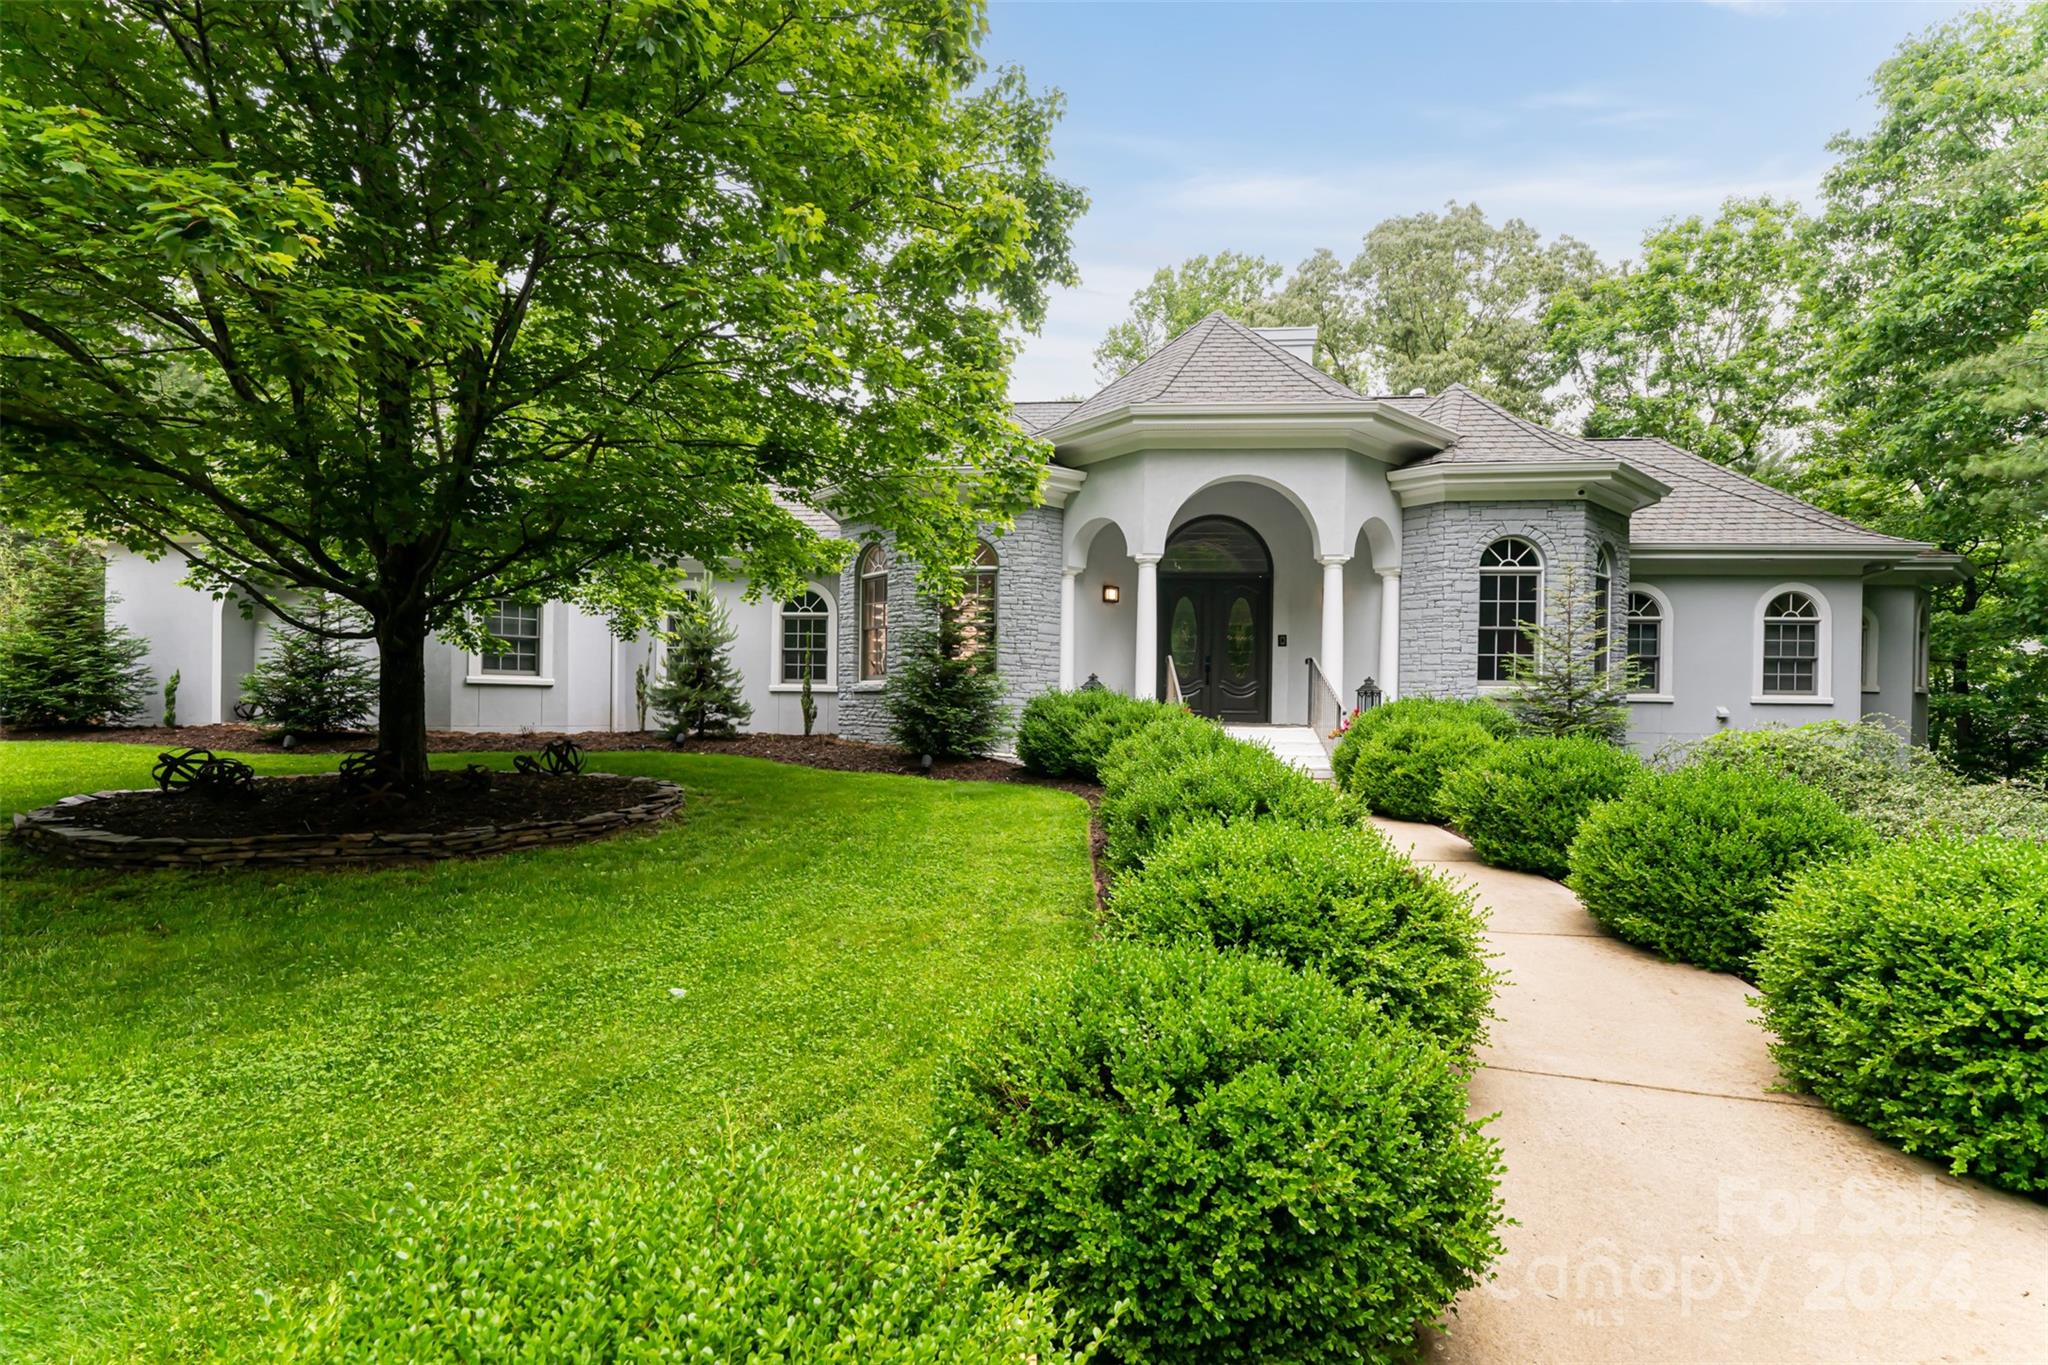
[1588,437,1930,553]
[1405,385,1615,466]
[772,492,839,537]
[1046,312,1369,430]
[1012,400,1081,436]
[1010,325,1924,556]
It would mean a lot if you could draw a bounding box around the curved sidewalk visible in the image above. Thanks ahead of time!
[1372,819,2048,1363]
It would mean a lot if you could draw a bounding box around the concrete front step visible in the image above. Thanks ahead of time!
[1222,724,1334,781]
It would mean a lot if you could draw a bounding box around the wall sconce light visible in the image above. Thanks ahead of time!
[1101,584,1121,604]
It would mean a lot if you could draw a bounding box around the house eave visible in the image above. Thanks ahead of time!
[1386,459,1671,516]
[1047,402,1456,466]
[1629,544,1966,582]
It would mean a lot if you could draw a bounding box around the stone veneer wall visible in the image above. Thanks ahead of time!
[1398,499,1630,700]
[836,505,1065,745]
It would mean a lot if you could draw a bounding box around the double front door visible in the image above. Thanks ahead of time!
[1160,575,1270,722]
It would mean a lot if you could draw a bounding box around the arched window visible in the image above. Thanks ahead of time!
[858,544,889,681]
[1593,547,1613,675]
[1625,590,1666,696]
[946,540,999,665]
[780,590,831,686]
[1861,609,1879,693]
[1477,537,1541,683]
[1759,588,1823,697]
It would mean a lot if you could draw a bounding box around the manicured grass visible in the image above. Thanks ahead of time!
[0,742,1095,1361]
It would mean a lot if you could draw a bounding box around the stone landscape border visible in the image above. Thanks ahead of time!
[10,775,687,870]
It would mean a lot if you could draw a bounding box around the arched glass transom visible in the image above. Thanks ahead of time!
[1160,517,1272,575]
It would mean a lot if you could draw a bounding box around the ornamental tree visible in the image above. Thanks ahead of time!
[0,0,1083,787]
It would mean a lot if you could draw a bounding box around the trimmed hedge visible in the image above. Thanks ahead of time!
[1101,737,1357,876]
[1755,837,2048,1195]
[1097,704,1229,794]
[1439,736,1643,877]
[929,943,1504,1364]
[1339,714,1500,822]
[1108,819,1494,1052]
[1332,697,1518,789]
[278,1149,1073,1361]
[1566,765,1871,974]
[1016,689,1169,783]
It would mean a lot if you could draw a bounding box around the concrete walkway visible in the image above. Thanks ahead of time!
[1223,723,1333,781]
[1371,818,2048,1364]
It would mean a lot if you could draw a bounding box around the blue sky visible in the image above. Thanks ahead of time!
[983,1,1969,399]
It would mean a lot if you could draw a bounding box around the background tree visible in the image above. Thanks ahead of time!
[1351,201,1603,419]
[651,590,752,742]
[1258,247,1373,387]
[0,534,149,728]
[1548,197,1820,475]
[0,0,1083,789]
[1093,251,1281,380]
[240,594,380,738]
[1803,1,2048,774]
[1506,565,1628,744]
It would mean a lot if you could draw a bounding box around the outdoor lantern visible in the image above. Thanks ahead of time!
[1101,584,1121,604]
[1356,676,1383,712]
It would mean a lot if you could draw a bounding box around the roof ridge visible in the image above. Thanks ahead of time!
[1155,311,1222,397]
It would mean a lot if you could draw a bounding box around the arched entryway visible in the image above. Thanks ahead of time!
[1159,515,1272,721]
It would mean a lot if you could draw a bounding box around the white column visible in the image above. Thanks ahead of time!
[1133,554,1161,699]
[1058,569,1078,691]
[1378,567,1402,701]
[1317,555,1349,695]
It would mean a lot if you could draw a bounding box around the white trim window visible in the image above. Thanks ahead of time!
[1625,589,1667,698]
[1757,587,1826,699]
[946,539,999,666]
[1593,547,1613,675]
[778,589,832,688]
[1477,537,1541,683]
[858,543,889,681]
[481,598,542,676]
[1861,609,1880,693]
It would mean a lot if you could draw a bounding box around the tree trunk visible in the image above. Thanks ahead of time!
[375,606,432,792]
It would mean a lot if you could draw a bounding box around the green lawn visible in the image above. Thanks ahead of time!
[0,742,1096,1361]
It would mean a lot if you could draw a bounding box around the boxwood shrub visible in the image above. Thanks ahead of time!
[1755,837,2048,1195]
[1439,736,1643,877]
[1108,819,1494,1052]
[1332,696,1518,789]
[1566,765,1871,974]
[929,943,1504,1364]
[278,1149,1074,1361]
[1096,704,1228,794]
[1339,714,1501,822]
[1016,689,1168,783]
[1101,737,1357,875]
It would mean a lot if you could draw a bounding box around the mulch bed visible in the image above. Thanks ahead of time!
[59,771,660,839]
[6,725,1110,901]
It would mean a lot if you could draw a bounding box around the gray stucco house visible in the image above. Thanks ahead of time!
[109,312,1958,752]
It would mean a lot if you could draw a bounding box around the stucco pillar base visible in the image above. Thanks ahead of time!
[1058,569,1079,691]
[1134,555,1161,700]
[1378,567,1401,702]
[1317,555,1349,701]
